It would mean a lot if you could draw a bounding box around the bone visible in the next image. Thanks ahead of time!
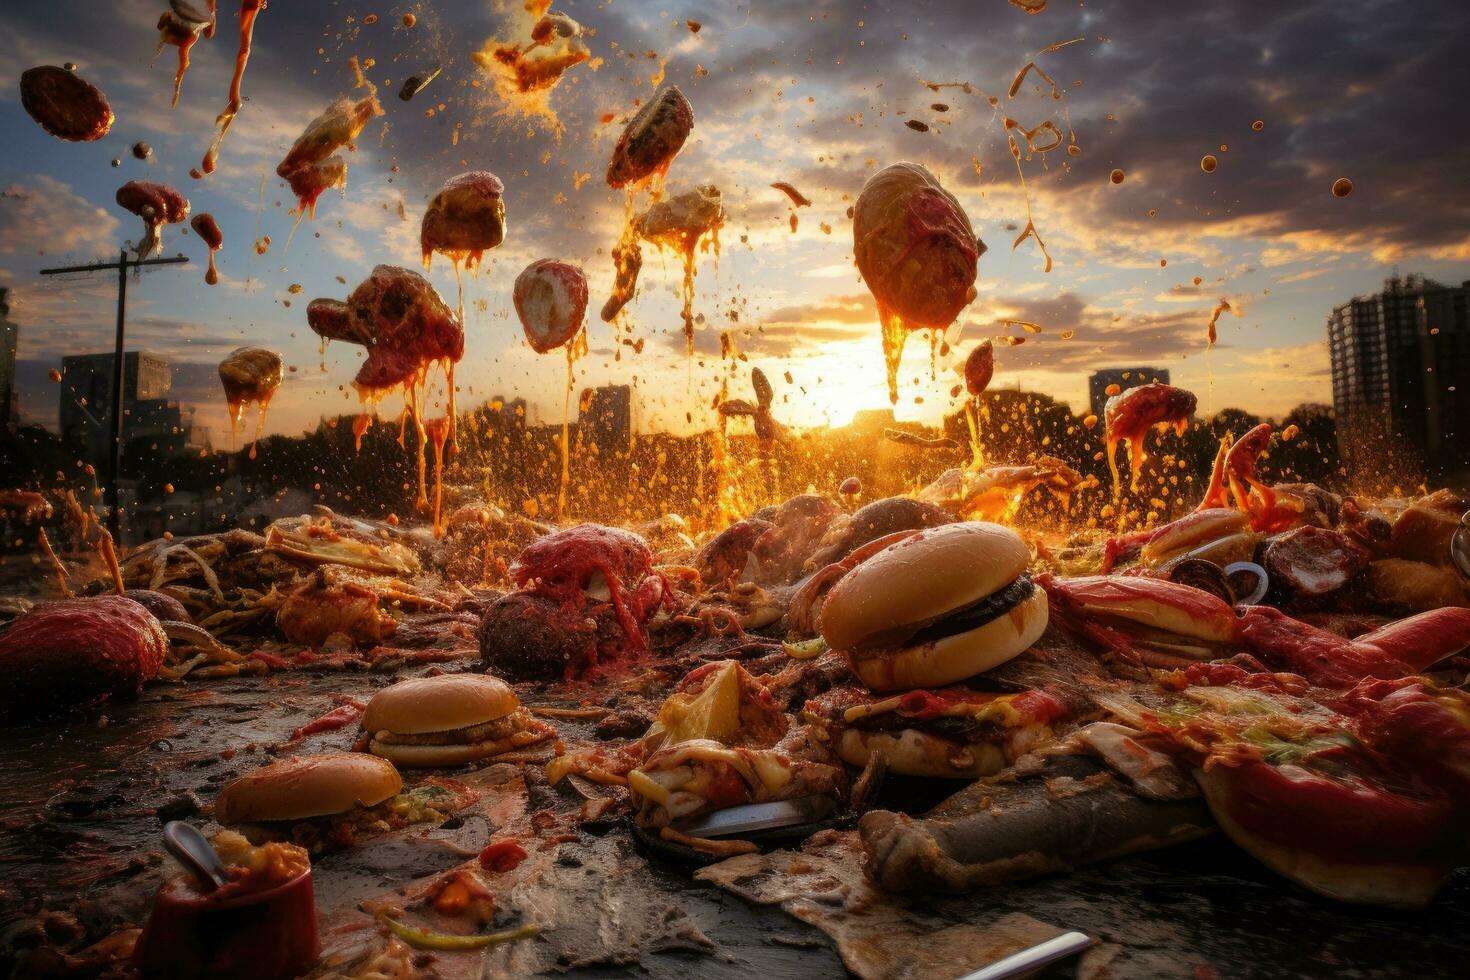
[859,754,1214,893]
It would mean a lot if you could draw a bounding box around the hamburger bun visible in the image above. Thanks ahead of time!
[367,734,534,768]
[216,752,401,825]
[837,728,1006,780]
[362,674,519,735]
[819,522,1047,691]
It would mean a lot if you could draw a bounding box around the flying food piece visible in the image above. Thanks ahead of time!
[771,181,812,207]
[19,66,114,142]
[600,238,643,322]
[218,346,281,428]
[398,63,441,102]
[513,259,589,353]
[275,79,384,218]
[132,141,153,161]
[470,2,590,129]
[819,522,1049,692]
[633,184,726,352]
[606,86,695,189]
[1103,382,1198,499]
[853,162,983,403]
[115,180,189,257]
[420,171,507,271]
[718,367,785,445]
[190,212,223,284]
[964,339,994,396]
[154,3,212,107]
[199,0,266,177]
[362,674,556,767]
[307,266,464,393]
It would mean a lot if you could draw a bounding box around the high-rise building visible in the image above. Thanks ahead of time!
[578,384,633,453]
[59,352,201,472]
[1328,274,1469,482]
[0,287,18,430]
[1087,366,1171,419]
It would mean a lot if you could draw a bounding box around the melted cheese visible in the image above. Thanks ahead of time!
[842,692,1030,727]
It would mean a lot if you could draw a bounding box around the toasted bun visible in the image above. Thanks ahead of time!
[368,732,533,768]
[216,752,401,825]
[847,588,1049,692]
[820,522,1030,653]
[1197,769,1442,908]
[362,674,519,736]
[837,728,1006,780]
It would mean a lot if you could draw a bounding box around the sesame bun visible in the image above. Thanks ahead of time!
[362,674,520,735]
[216,753,401,825]
[819,522,1047,691]
[837,728,1006,780]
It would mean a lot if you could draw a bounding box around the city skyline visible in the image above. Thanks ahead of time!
[2,1,1469,445]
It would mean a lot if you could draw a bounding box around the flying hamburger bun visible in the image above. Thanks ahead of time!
[215,752,402,825]
[362,674,519,735]
[819,522,1048,691]
[836,728,1006,780]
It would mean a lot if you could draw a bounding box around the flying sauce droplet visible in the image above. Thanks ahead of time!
[1251,120,1264,132]
[1201,155,1218,174]
[1332,177,1353,198]
[1109,168,1124,184]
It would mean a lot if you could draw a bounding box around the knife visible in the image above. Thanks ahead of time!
[953,931,1095,980]
[671,795,836,839]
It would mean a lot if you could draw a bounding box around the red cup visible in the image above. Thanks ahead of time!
[133,868,320,980]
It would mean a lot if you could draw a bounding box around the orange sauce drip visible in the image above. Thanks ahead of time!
[426,417,450,536]
[205,248,219,285]
[170,31,199,108]
[201,1,265,177]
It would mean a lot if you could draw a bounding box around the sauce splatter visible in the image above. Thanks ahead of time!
[199,0,266,178]
[1109,168,1124,184]
[1332,177,1353,198]
[1201,155,1218,173]
[189,212,223,285]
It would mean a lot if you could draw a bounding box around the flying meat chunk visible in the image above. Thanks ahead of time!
[19,65,114,141]
[606,86,694,189]
[275,83,384,217]
[115,180,189,257]
[420,171,507,271]
[306,265,464,393]
[514,259,589,353]
[853,162,984,403]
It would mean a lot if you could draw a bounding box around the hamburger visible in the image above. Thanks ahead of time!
[214,752,403,852]
[818,522,1049,692]
[361,674,555,767]
[804,686,1068,780]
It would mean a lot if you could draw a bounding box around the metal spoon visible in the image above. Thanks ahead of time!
[954,930,1096,980]
[1452,510,1470,580]
[162,820,229,893]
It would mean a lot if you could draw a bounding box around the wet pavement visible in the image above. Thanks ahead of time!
[1,671,1466,978]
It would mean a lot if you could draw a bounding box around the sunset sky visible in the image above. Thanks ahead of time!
[2,0,1468,447]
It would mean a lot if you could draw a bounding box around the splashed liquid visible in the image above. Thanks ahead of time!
[199,0,265,177]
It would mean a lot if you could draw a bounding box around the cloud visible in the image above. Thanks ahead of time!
[0,177,120,259]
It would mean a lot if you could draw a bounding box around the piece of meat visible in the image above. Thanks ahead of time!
[695,518,773,587]
[806,497,954,570]
[1262,526,1368,599]
[965,339,994,396]
[479,590,595,680]
[0,596,167,720]
[859,754,1214,893]
[275,86,384,217]
[852,162,982,402]
[420,171,507,269]
[600,238,643,322]
[115,181,189,258]
[514,259,588,353]
[190,212,223,284]
[634,184,725,247]
[218,346,282,421]
[276,578,395,648]
[19,66,114,142]
[306,265,464,392]
[606,86,694,189]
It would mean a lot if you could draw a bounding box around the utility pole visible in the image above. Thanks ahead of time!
[39,250,189,539]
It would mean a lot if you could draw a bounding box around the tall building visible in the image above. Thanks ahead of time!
[59,352,202,472]
[578,384,633,453]
[1328,274,1470,482]
[1087,366,1171,419]
[0,287,18,430]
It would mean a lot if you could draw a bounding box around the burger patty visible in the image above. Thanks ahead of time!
[902,574,1036,647]
[850,711,1004,741]
[371,708,530,746]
